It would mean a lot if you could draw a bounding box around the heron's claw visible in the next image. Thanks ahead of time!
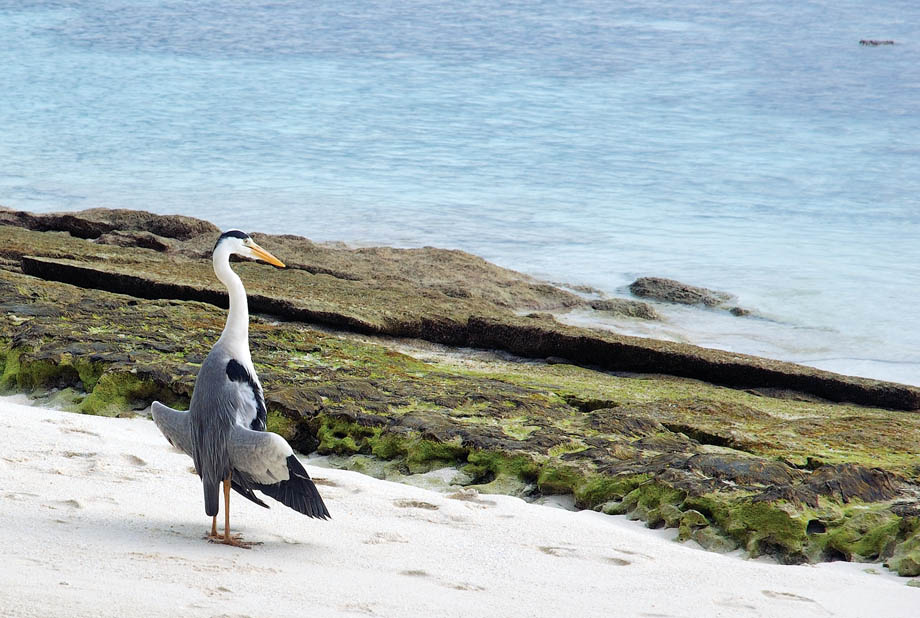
[206,532,261,549]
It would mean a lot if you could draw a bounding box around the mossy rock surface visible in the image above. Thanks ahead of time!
[2,209,920,573]
[2,209,919,410]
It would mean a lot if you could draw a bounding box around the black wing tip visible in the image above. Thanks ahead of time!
[255,455,331,519]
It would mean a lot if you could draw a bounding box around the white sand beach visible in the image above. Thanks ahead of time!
[1,395,916,618]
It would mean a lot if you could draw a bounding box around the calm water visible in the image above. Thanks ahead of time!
[1,1,918,384]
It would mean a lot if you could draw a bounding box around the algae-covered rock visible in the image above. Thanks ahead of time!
[690,526,740,553]
[819,509,901,562]
[888,534,920,576]
[677,509,709,541]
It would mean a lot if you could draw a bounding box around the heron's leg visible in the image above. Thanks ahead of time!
[211,473,259,549]
[205,512,223,542]
[223,477,232,541]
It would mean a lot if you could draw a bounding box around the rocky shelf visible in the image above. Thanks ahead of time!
[1,206,919,575]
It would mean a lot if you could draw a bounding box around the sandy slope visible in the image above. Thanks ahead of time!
[0,397,916,618]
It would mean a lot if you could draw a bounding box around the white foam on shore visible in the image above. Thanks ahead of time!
[0,397,916,618]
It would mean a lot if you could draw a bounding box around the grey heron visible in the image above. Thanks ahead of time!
[152,230,329,547]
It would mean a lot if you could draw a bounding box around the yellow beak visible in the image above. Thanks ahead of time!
[249,243,286,268]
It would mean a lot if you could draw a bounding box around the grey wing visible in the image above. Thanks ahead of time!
[229,426,330,519]
[151,401,194,456]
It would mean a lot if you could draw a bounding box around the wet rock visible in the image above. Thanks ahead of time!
[95,230,173,252]
[629,277,733,308]
[589,298,660,320]
[0,207,218,240]
[687,453,805,486]
[805,463,900,503]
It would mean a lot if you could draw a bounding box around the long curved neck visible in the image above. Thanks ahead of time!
[213,248,250,358]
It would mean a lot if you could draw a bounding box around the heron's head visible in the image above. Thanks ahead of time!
[214,230,286,268]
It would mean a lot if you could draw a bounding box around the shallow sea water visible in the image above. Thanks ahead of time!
[0,1,918,384]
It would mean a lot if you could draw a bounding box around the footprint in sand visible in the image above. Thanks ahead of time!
[4,491,39,501]
[398,569,487,593]
[122,454,148,467]
[446,489,497,507]
[538,545,578,558]
[610,546,654,560]
[205,586,234,598]
[364,531,409,545]
[448,581,486,592]
[762,590,829,615]
[269,534,304,545]
[55,499,84,509]
[63,451,98,459]
[338,601,379,616]
[715,597,758,612]
[60,426,101,437]
[393,499,440,511]
[762,590,818,603]
[606,557,631,566]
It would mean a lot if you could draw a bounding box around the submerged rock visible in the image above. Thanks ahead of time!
[629,276,733,307]
[589,298,660,320]
[628,276,756,318]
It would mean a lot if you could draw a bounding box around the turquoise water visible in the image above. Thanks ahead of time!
[1,1,918,384]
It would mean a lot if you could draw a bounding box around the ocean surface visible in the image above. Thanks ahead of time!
[1,1,918,385]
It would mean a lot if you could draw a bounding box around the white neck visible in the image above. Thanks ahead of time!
[213,246,251,360]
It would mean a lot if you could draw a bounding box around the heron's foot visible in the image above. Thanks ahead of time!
[207,532,261,549]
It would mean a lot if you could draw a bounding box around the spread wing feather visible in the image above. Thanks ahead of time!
[229,426,330,519]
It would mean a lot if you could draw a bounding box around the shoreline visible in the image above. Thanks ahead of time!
[1,396,917,618]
